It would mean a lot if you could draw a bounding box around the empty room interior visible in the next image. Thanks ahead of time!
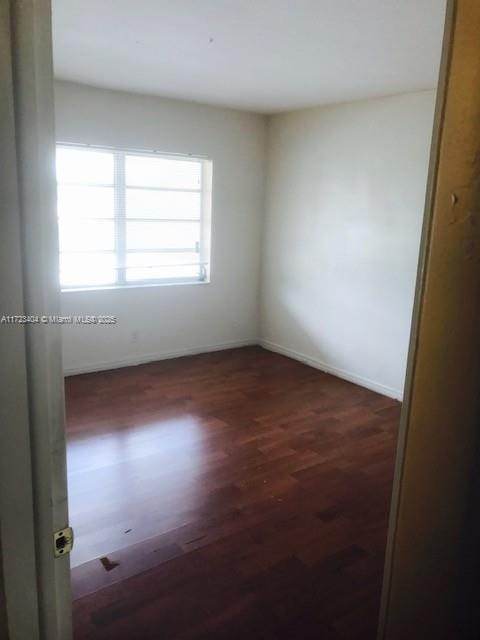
[52,1,446,638]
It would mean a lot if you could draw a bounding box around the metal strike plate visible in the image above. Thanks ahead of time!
[54,527,74,558]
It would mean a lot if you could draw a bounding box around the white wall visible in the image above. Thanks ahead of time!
[260,91,436,398]
[54,81,267,374]
[56,82,435,398]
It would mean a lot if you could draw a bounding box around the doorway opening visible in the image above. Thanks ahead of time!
[52,2,447,637]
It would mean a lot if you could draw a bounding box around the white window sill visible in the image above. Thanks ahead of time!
[61,280,211,293]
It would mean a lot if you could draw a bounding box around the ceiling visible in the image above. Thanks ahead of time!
[52,0,447,114]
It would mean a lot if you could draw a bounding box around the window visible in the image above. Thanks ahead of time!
[56,144,212,290]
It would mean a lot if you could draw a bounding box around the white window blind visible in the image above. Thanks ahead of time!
[56,144,212,290]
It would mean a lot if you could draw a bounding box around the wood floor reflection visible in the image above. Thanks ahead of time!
[66,346,400,640]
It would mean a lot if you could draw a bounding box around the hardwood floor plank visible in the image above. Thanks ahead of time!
[66,346,400,639]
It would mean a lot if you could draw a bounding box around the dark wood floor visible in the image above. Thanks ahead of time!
[66,346,400,640]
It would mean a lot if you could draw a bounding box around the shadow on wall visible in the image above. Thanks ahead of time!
[261,286,405,401]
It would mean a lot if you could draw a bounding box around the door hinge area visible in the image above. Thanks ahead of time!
[54,527,74,558]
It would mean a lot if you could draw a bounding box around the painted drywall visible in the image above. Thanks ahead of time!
[54,81,266,373]
[260,91,436,398]
[56,82,434,396]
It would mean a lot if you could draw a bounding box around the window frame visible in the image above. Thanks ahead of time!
[56,143,212,292]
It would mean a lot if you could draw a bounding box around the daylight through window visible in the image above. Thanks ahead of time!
[56,144,212,289]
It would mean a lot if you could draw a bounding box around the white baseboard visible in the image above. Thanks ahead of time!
[63,339,257,376]
[259,338,403,400]
[65,337,403,401]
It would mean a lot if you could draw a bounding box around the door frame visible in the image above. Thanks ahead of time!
[0,4,42,638]
[0,1,71,639]
[378,0,480,637]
